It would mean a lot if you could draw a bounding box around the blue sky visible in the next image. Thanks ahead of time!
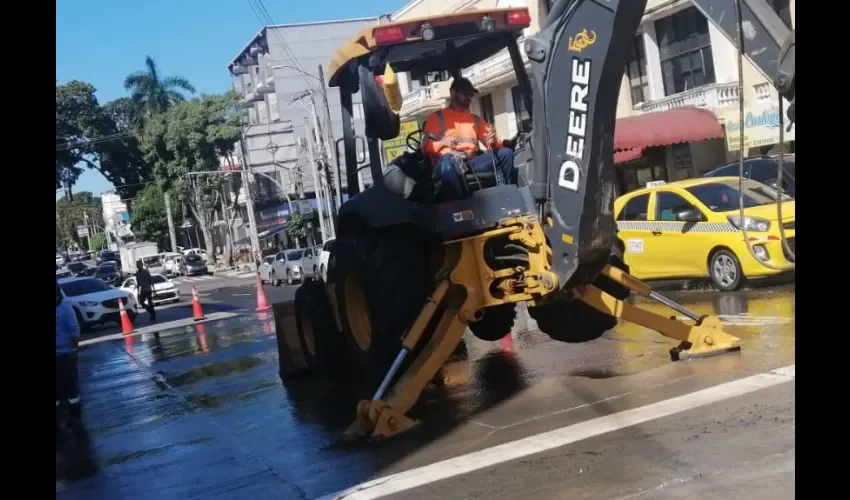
[57,0,404,198]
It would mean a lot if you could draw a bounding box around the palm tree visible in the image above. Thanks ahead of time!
[124,55,196,121]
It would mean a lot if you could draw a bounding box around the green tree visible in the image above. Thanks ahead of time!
[140,92,243,263]
[130,184,183,251]
[89,233,107,251]
[56,81,151,200]
[286,211,307,248]
[55,192,105,251]
[124,55,196,124]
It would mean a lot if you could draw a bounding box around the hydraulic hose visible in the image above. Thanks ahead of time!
[733,0,794,272]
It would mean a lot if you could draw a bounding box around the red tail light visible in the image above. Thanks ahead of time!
[505,9,531,27]
[374,26,405,45]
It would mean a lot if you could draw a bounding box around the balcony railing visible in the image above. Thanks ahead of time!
[399,83,448,118]
[462,37,529,90]
[633,82,740,114]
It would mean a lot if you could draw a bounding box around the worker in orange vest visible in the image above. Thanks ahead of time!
[422,77,516,200]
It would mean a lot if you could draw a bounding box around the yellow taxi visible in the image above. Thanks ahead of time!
[613,177,795,291]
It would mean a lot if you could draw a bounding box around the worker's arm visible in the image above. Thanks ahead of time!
[422,114,453,157]
[60,302,81,349]
[477,119,503,150]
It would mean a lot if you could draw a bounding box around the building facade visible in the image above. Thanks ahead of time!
[228,17,378,249]
[391,0,795,194]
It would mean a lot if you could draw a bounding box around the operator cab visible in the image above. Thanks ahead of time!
[327,8,534,205]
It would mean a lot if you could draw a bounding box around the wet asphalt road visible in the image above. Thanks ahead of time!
[57,283,794,499]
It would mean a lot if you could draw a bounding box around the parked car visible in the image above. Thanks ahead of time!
[269,249,304,286]
[120,273,181,305]
[300,246,321,281]
[184,254,208,276]
[319,238,335,281]
[614,177,795,291]
[162,252,185,277]
[95,262,122,286]
[66,261,92,277]
[57,276,138,331]
[182,248,209,264]
[258,255,276,284]
[703,155,796,198]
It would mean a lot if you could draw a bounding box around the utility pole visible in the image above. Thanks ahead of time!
[304,117,328,242]
[239,135,262,257]
[308,101,336,239]
[317,64,343,212]
[164,192,178,252]
[83,211,92,252]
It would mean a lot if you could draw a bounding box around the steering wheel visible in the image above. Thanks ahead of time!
[406,128,425,151]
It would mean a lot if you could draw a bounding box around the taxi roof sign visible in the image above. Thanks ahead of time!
[645,180,667,188]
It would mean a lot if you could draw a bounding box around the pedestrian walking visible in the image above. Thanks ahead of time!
[56,281,82,432]
[135,259,157,322]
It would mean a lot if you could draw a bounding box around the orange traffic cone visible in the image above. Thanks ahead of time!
[255,273,271,312]
[258,310,273,334]
[191,285,205,321]
[118,298,134,335]
[194,322,209,353]
[500,332,513,353]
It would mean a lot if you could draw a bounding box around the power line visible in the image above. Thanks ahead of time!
[56,131,135,151]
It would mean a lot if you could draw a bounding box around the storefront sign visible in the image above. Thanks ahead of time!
[383,119,423,163]
[721,104,795,152]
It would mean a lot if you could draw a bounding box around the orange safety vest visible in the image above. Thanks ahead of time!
[422,108,501,164]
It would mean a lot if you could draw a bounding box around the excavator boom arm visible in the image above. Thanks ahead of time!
[691,0,795,123]
[526,0,647,290]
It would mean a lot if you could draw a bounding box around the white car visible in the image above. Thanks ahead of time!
[300,246,321,281]
[319,238,335,281]
[182,248,209,264]
[162,252,185,277]
[120,273,181,305]
[58,277,139,331]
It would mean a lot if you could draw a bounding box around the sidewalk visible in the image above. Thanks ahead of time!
[57,312,306,499]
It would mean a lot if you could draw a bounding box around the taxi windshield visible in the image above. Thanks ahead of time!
[685,180,792,213]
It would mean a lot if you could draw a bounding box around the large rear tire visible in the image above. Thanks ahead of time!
[530,247,631,343]
[294,280,345,375]
[331,223,434,388]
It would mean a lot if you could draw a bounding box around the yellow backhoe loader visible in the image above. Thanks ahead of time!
[272,0,795,442]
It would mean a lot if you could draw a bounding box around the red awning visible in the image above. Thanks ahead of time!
[614,147,644,164]
[614,107,724,151]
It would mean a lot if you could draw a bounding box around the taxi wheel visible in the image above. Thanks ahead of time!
[709,249,744,292]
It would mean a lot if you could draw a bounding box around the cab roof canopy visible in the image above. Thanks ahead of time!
[327,8,532,88]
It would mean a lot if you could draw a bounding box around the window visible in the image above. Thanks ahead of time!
[704,164,745,178]
[152,275,168,284]
[617,194,650,221]
[625,35,649,105]
[511,86,530,130]
[768,0,793,29]
[480,94,495,125]
[655,7,716,96]
[685,179,784,212]
[286,250,304,260]
[268,93,280,122]
[60,278,112,297]
[656,192,702,221]
[671,143,693,171]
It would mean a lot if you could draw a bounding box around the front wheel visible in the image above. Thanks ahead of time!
[287,271,293,286]
[709,249,743,292]
[332,223,433,388]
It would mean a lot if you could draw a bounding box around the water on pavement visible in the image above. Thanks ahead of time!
[56,284,794,499]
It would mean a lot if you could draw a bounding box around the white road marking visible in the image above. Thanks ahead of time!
[79,311,241,346]
[320,364,795,500]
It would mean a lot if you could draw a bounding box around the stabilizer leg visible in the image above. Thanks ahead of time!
[578,265,742,361]
[343,280,470,441]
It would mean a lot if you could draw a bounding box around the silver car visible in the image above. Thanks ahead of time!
[268,249,305,286]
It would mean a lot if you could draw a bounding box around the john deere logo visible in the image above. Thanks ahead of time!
[568,29,597,53]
